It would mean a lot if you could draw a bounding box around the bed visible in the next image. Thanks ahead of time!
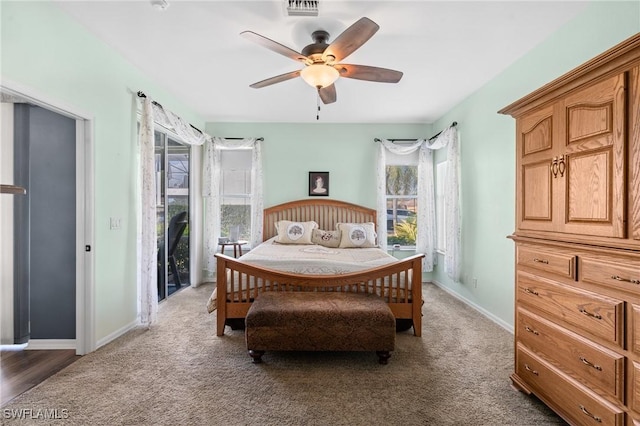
[209,199,424,337]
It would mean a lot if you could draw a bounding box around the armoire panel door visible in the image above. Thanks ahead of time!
[517,105,556,232]
[560,73,626,238]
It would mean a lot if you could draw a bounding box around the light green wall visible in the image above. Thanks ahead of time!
[430,1,640,329]
[1,1,205,343]
[205,123,430,208]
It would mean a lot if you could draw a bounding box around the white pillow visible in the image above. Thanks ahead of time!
[336,222,377,248]
[274,220,318,244]
[311,229,342,248]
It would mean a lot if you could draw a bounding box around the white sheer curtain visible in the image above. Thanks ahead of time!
[150,102,206,146]
[202,137,263,278]
[138,97,157,327]
[136,92,209,327]
[439,127,461,282]
[376,124,461,281]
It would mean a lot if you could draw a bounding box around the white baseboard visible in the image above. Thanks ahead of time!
[0,343,28,351]
[26,339,76,350]
[429,280,514,334]
[95,319,138,350]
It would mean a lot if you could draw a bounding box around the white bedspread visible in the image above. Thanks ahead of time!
[239,238,397,273]
[206,238,398,312]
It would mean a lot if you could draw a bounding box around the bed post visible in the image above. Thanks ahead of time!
[215,254,227,336]
[412,256,423,337]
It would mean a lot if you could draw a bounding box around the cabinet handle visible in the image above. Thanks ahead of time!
[524,326,539,335]
[579,309,602,320]
[558,155,566,177]
[551,157,559,178]
[524,288,539,296]
[524,364,539,376]
[610,275,640,285]
[533,258,549,264]
[579,405,602,423]
[579,356,602,371]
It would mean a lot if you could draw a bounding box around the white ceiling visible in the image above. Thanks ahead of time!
[54,0,588,123]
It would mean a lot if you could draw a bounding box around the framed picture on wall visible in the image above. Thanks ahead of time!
[309,172,329,196]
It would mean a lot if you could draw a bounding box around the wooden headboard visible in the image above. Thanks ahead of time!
[263,199,377,241]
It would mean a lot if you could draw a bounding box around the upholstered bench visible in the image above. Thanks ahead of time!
[245,291,396,364]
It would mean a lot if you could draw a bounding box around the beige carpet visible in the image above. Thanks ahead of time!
[1,283,565,425]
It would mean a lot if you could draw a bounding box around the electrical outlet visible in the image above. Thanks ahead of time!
[473,277,478,288]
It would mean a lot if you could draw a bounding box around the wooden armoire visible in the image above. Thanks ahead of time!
[499,33,640,425]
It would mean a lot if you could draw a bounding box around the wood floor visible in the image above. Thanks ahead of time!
[1,349,80,406]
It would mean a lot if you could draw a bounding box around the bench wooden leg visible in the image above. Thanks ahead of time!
[377,351,391,365]
[249,350,264,363]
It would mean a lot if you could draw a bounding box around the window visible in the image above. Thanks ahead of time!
[386,164,418,247]
[220,149,252,241]
[436,161,447,252]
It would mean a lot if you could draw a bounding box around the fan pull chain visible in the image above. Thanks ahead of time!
[316,93,321,121]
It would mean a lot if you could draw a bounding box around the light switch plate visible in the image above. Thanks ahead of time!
[110,217,121,230]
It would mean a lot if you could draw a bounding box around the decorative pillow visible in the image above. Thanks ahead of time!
[311,229,342,248]
[274,220,317,244]
[336,222,377,248]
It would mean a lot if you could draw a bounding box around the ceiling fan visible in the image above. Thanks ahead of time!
[241,17,403,104]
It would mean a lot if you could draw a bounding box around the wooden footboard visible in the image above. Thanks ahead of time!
[215,253,424,337]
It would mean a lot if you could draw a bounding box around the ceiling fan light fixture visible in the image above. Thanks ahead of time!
[300,64,339,89]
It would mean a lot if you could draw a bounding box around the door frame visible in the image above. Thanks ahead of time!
[1,79,95,355]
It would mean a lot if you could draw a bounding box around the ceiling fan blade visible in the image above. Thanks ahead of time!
[241,31,307,63]
[318,84,337,104]
[336,64,403,83]
[322,17,379,63]
[249,70,301,88]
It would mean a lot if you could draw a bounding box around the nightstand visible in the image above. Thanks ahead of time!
[219,240,247,258]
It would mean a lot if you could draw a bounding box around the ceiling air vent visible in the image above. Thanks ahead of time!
[286,1,319,17]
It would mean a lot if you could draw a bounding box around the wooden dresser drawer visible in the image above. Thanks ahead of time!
[517,344,624,426]
[581,257,640,293]
[517,246,577,279]
[517,271,624,346]
[517,308,624,401]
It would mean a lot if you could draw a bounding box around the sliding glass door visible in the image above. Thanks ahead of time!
[155,131,190,301]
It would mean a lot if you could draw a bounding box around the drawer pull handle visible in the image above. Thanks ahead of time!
[579,405,602,423]
[579,356,602,371]
[524,364,539,376]
[533,258,549,264]
[579,309,602,320]
[523,288,539,296]
[610,275,640,285]
[524,326,539,335]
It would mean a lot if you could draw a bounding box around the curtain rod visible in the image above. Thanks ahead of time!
[223,137,264,141]
[374,121,457,144]
[137,91,204,136]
